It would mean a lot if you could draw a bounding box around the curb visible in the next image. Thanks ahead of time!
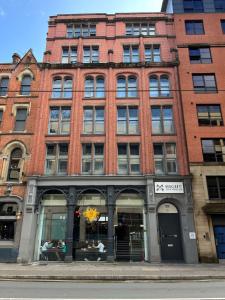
[0,275,225,281]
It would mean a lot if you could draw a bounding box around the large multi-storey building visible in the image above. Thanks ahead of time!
[17,12,198,264]
[162,0,225,262]
[0,50,40,262]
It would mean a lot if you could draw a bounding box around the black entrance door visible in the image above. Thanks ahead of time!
[158,213,183,262]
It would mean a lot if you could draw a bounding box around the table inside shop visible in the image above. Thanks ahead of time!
[75,247,107,261]
[45,248,65,261]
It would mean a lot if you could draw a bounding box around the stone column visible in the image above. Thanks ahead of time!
[147,206,161,263]
[17,179,38,264]
[180,206,199,264]
[64,187,76,263]
[107,186,115,262]
[146,178,161,263]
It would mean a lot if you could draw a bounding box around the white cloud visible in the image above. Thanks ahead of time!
[0,7,5,17]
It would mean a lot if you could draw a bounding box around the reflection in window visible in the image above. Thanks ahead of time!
[49,107,71,135]
[154,143,177,174]
[21,75,31,96]
[52,77,73,99]
[84,76,105,98]
[149,75,170,97]
[45,144,68,175]
[0,77,9,96]
[117,76,138,98]
[7,148,23,181]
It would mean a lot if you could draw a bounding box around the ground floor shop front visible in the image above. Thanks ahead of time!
[17,175,198,264]
[191,165,225,263]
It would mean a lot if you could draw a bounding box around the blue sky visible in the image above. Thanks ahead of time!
[0,0,163,63]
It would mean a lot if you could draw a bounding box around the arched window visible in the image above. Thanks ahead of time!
[0,77,9,96]
[117,75,138,98]
[84,76,105,98]
[160,75,170,97]
[128,76,137,98]
[52,76,73,99]
[21,75,31,96]
[149,75,159,97]
[149,74,171,97]
[117,76,126,98]
[7,148,23,181]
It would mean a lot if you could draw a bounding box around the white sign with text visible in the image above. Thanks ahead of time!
[154,182,184,194]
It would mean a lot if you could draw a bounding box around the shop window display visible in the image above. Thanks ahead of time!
[36,193,67,261]
[73,193,108,261]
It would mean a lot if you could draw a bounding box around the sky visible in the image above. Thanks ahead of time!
[0,0,163,63]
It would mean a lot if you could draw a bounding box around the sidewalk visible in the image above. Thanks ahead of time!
[0,262,224,281]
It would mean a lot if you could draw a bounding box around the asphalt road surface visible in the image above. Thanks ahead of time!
[0,280,225,299]
[0,281,225,300]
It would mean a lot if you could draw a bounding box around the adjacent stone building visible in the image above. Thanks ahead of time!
[16,12,198,264]
[0,50,40,262]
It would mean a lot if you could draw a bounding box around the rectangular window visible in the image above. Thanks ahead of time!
[215,0,225,11]
[185,20,204,35]
[151,106,174,134]
[154,143,177,174]
[202,139,225,162]
[82,143,104,174]
[221,20,225,33]
[118,143,140,175]
[14,108,27,131]
[61,47,77,63]
[67,24,96,38]
[123,45,139,63]
[0,78,9,96]
[197,105,223,126]
[126,23,155,36]
[45,144,68,175]
[145,45,161,62]
[189,47,212,64]
[83,107,104,134]
[0,110,3,127]
[117,107,139,135]
[206,176,225,200]
[192,74,217,92]
[49,107,71,135]
[83,46,99,63]
[183,0,204,12]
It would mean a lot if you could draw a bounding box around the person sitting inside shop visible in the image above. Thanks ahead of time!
[40,240,52,261]
[94,240,105,261]
[57,240,66,261]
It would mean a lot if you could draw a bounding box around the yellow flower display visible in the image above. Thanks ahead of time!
[83,207,100,222]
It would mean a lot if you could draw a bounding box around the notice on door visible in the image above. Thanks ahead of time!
[155,182,184,194]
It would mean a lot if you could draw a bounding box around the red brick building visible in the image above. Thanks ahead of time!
[174,13,225,262]
[0,50,40,262]
[18,13,198,264]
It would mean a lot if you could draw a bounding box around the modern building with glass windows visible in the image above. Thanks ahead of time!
[162,0,225,262]
[17,13,198,264]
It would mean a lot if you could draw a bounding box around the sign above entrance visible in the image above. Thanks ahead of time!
[155,182,184,194]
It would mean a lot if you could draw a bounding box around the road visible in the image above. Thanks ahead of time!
[0,280,225,299]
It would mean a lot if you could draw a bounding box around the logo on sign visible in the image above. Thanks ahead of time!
[154,182,184,194]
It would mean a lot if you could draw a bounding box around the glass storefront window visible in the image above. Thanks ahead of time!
[35,194,67,261]
[73,193,108,261]
[115,193,145,262]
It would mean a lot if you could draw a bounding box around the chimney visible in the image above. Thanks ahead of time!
[12,53,21,64]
